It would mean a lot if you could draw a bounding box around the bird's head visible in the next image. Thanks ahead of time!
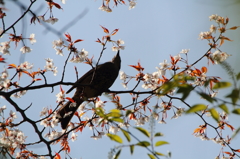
[112,50,121,70]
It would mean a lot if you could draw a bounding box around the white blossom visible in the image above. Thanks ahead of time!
[0,41,10,55]
[20,46,32,54]
[180,49,190,54]
[129,0,137,10]
[212,50,231,64]
[29,33,37,44]
[99,5,112,12]
[109,126,119,134]
[55,48,63,56]
[52,38,64,48]
[56,91,65,103]
[45,17,59,25]
[119,71,127,81]
[0,105,6,113]
[96,100,105,108]
[20,61,33,70]
[71,132,78,142]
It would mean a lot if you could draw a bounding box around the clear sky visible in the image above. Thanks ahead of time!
[1,0,240,159]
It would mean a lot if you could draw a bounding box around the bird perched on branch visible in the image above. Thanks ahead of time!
[57,50,121,129]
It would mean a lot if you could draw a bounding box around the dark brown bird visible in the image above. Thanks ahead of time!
[57,51,121,129]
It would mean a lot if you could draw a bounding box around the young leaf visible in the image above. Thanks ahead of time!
[113,149,121,159]
[147,154,156,159]
[232,108,240,115]
[134,127,150,137]
[121,129,131,142]
[226,89,239,105]
[130,145,134,154]
[155,151,165,156]
[213,82,231,89]
[106,134,123,143]
[155,141,169,147]
[177,84,193,100]
[136,141,150,147]
[209,108,219,122]
[236,72,240,80]
[154,132,164,137]
[219,104,229,114]
[186,104,207,113]
[198,92,215,103]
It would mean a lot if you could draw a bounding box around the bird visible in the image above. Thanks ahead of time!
[57,50,121,129]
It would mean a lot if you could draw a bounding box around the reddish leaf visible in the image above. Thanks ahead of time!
[100,25,109,34]
[225,123,235,131]
[111,29,119,36]
[64,33,72,42]
[219,36,233,46]
[225,17,229,24]
[74,111,79,117]
[129,62,144,71]
[84,55,94,65]
[229,26,240,30]
[114,0,118,6]
[234,149,240,153]
[60,85,64,94]
[48,108,52,115]
[201,66,207,73]
[96,38,102,43]
[54,153,61,159]
[53,2,62,9]
[66,97,75,103]
[33,78,42,81]
[8,64,17,69]
[224,151,232,155]
[0,55,5,63]
[74,39,84,43]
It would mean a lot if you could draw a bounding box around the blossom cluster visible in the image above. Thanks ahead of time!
[99,0,137,12]
[0,33,36,55]
[44,58,58,76]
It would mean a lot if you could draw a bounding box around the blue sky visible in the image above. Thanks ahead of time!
[1,0,240,158]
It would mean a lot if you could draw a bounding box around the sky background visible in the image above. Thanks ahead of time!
[1,0,240,159]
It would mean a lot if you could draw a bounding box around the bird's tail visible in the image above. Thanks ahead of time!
[57,95,83,129]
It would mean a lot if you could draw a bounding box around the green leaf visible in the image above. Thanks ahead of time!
[135,127,150,137]
[161,81,178,95]
[167,151,172,158]
[186,104,207,114]
[209,108,219,122]
[155,141,169,147]
[219,104,229,114]
[155,151,165,156]
[232,108,240,115]
[106,134,123,143]
[121,129,131,142]
[95,107,105,117]
[236,72,240,80]
[226,89,239,105]
[231,127,240,139]
[213,82,231,89]
[113,149,121,159]
[177,84,193,100]
[147,154,156,159]
[125,110,132,117]
[198,92,215,103]
[154,132,164,137]
[107,109,122,118]
[130,145,134,154]
[136,141,150,147]
[109,117,124,123]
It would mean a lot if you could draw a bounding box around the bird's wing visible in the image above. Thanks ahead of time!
[66,67,95,94]
[66,62,112,94]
